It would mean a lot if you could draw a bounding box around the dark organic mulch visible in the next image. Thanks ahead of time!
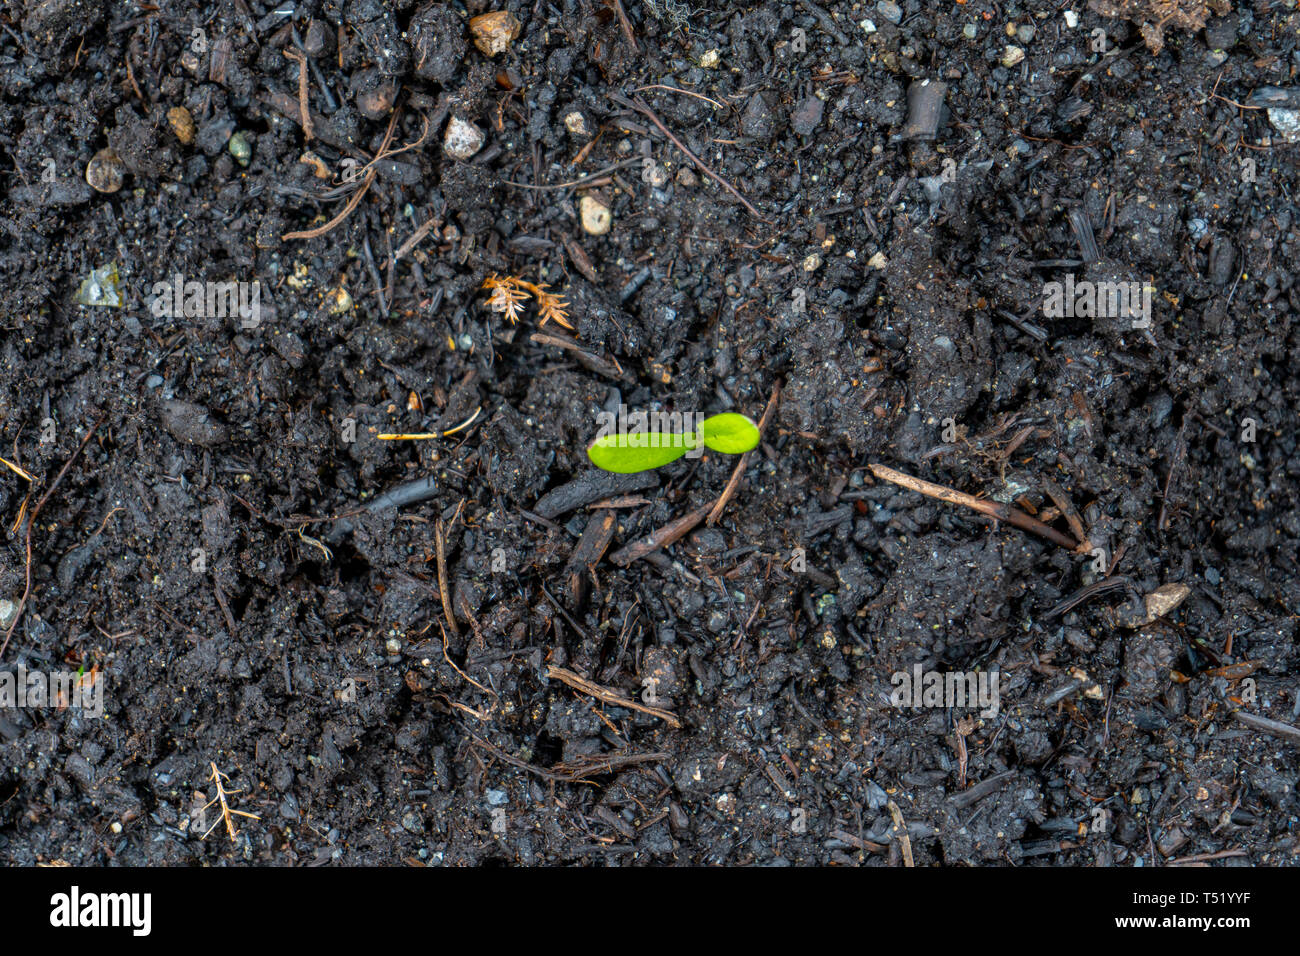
[0,0,1297,866]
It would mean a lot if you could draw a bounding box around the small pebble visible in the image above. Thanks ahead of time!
[1064,10,1079,28]
[75,263,124,307]
[877,1,902,25]
[698,49,721,68]
[167,106,195,145]
[357,81,399,120]
[1001,46,1025,68]
[85,147,125,193]
[326,286,353,314]
[579,195,612,235]
[1204,15,1237,51]
[791,96,824,136]
[469,11,521,56]
[963,24,978,40]
[443,116,485,160]
[1267,108,1300,143]
[563,111,589,137]
[302,19,333,56]
[228,131,252,166]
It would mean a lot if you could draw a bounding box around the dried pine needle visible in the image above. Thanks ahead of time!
[379,406,482,441]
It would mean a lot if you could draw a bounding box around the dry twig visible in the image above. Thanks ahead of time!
[1,417,103,663]
[282,108,430,241]
[199,762,260,843]
[886,799,915,867]
[546,664,682,728]
[867,463,1084,552]
[707,383,779,525]
[435,517,459,640]
[481,274,574,330]
[611,0,638,52]
[612,93,767,221]
[282,47,313,141]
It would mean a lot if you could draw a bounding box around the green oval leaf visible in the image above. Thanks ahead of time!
[700,413,760,455]
[587,431,699,473]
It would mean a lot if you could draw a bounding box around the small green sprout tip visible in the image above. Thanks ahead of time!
[587,412,760,473]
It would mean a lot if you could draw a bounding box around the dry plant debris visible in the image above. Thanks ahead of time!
[198,762,261,844]
[481,274,574,330]
[1087,0,1228,54]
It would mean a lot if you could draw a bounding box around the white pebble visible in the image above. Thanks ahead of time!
[443,116,484,161]
[580,195,612,235]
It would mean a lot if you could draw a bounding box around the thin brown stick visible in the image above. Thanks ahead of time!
[440,621,490,696]
[528,333,625,380]
[1041,478,1090,550]
[552,750,669,780]
[283,47,313,141]
[1233,710,1300,745]
[465,732,571,782]
[0,454,34,482]
[887,799,914,867]
[281,107,413,241]
[830,828,887,854]
[124,54,144,101]
[1167,848,1249,865]
[282,168,375,240]
[1208,70,1263,111]
[393,216,439,262]
[546,664,681,728]
[611,0,638,52]
[608,499,713,566]
[435,517,459,639]
[1,417,103,663]
[632,85,725,109]
[868,463,1083,551]
[503,159,640,190]
[708,383,780,526]
[616,94,767,221]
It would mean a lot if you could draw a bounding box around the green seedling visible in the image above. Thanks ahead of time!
[587,412,760,473]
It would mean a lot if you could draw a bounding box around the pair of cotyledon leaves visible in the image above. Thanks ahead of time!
[586,412,760,473]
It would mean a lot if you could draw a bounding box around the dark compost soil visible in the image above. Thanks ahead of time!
[0,0,1297,866]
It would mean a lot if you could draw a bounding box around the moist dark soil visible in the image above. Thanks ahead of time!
[1,0,1297,866]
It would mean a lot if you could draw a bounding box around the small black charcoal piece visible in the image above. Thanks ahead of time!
[902,80,948,142]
